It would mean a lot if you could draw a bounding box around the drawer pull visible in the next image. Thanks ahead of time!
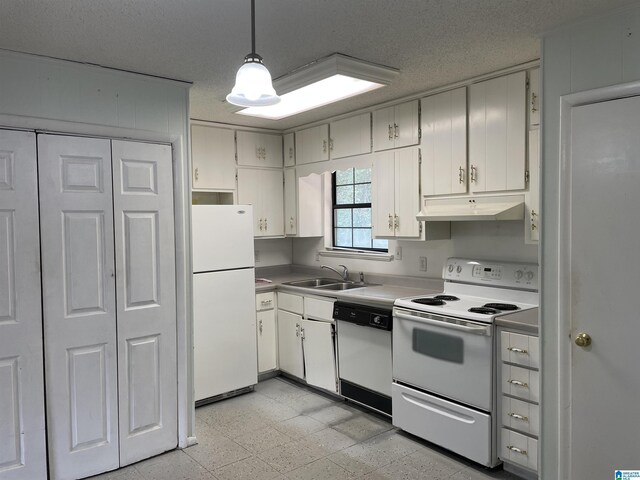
[506,445,528,456]
[507,379,529,388]
[507,347,528,354]
[508,412,529,422]
[261,300,272,305]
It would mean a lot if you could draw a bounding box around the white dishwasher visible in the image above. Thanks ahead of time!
[334,302,392,416]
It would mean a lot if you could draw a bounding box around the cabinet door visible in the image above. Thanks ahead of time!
[526,129,540,243]
[236,168,263,235]
[469,71,526,193]
[257,310,277,373]
[330,113,371,159]
[284,168,297,236]
[301,320,337,393]
[237,131,283,168]
[277,310,304,379]
[191,125,235,190]
[296,124,329,164]
[0,130,47,480]
[283,133,295,167]
[421,88,467,195]
[261,169,284,237]
[111,141,177,466]
[529,68,540,127]
[372,151,396,238]
[394,147,421,238]
[393,100,420,148]
[38,135,120,480]
[372,105,395,151]
[298,173,324,238]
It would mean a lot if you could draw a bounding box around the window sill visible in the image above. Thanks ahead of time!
[318,248,394,262]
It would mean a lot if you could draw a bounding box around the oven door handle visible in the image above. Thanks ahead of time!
[394,311,491,336]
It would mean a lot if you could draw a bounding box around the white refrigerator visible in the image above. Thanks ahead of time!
[192,205,257,403]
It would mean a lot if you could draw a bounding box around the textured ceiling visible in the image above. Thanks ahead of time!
[0,0,633,130]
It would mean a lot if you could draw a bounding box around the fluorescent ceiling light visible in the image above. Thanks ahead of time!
[234,53,399,120]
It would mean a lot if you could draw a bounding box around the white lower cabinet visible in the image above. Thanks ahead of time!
[276,293,337,393]
[256,292,277,374]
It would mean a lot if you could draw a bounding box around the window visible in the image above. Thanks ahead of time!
[332,167,388,251]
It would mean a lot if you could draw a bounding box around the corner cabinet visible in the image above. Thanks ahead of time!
[237,131,283,168]
[296,124,329,164]
[191,124,236,190]
[469,71,526,193]
[421,87,468,196]
[237,168,284,237]
[372,100,419,151]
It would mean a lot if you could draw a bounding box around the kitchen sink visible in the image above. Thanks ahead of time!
[284,278,342,288]
[316,282,378,291]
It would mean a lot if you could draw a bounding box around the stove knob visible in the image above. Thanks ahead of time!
[456,265,463,273]
[448,265,454,273]
[525,271,534,281]
[515,270,524,280]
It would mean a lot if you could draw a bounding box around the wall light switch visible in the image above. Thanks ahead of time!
[395,246,402,260]
[419,256,428,271]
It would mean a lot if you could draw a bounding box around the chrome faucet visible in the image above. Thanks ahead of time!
[321,264,349,281]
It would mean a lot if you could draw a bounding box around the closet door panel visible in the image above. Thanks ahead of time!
[0,130,46,480]
[38,134,119,480]
[111,140,177,466]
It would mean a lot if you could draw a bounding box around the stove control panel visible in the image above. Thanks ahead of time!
[444,258,538,290]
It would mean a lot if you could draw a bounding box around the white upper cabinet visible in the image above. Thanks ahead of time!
[373,100,419,151]
[528,68,540,127]
[283,132,295,167]
[469,71,526,193]
[191,125,236,190]
[237,168,284,237]
[296,124,329,164]
[284,169,323,238]
[525,129,540,244]
[329,113,372,159]
[284,168,297,236]
[421,88,468,196]
[237,131,283,168]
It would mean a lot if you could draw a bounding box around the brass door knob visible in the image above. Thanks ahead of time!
[575,332,592,347]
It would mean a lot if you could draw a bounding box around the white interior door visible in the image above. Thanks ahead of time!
[567,95,640,478]
[111,140,177,465]
[302,320,337,393]
[0,130,47,480]
[38,134,119,480]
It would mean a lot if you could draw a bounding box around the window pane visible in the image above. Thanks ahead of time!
[336,185,354,205]
[353,208,371,227]
[373,238,389,249]
[353,228,372,248]
[354,168,371,183]
[335,209,352,227]
[335,168,354,185]
[335,228,352,247]
[354,184,371,204]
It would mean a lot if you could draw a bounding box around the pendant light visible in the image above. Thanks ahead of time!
[226,0,280,107]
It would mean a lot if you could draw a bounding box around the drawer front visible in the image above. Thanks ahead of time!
[256,292,275,311]
[500,331,540,369]
[502,364,540,403]
[500,428,538,471]
[501,396,539,437]
[278,292,304,315]
[304,296,335,322]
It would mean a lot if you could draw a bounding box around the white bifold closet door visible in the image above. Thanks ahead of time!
[0,130,47,480]
[38,135,177,480]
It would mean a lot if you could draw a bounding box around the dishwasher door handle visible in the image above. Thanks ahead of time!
[394,310,491,336]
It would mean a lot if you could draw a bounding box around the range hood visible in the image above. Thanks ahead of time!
[416,195,525,221]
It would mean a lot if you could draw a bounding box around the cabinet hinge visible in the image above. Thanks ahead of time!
[525,170,530,184]
[419,222,423,235]
[335,379,339,391]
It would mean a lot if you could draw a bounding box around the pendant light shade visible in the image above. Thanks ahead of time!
[226,1,280,107]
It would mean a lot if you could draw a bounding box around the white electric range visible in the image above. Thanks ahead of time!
[392,258,538,467]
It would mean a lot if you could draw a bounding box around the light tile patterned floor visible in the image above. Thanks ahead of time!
[91,377,519,480]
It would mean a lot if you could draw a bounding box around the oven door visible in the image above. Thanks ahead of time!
[393,307,493,411]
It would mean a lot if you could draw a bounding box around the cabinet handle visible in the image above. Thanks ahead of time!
[388,124,393,140]
[506,446,528,456]
[260,300,272,306]
[508,412,529,422]
[507,379,529,388]
[259,319,263,334]
[531,92,538,114]
[322,140,327,153]
[507,347,529,354]
[470,165,477,183]
[296,323,300,337]
[290,216,295,229]
[394,123,399,139]
[289,147,294,159]
[388,213,393,231]
[394,214,399,230]
[195,167,199,181]
[329,138,334,151]
[458,166,465,184]
[531,209,538,231]
[264,218,268,231]
[259,218,264,231]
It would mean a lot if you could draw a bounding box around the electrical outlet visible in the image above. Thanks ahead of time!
[395,245,402,260]
[419,256,428,271]
[255,250,260,263]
